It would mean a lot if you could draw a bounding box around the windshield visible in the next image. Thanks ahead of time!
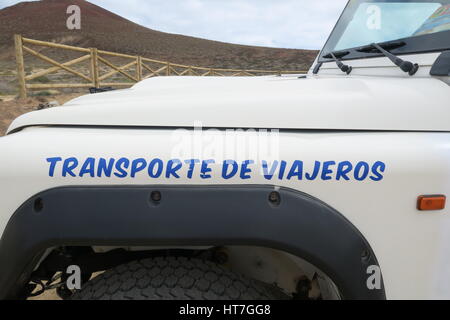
[320,0,450,61]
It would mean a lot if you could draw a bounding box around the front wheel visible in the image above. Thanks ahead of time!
[72,256,288,300]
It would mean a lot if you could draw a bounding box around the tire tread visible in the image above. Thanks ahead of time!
[72,257,287,300]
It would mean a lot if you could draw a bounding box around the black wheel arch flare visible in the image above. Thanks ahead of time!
[0,185,386,300]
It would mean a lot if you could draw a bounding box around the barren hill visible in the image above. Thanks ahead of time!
[0,0,318,70]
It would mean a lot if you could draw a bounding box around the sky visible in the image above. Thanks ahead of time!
[0,0,349,50]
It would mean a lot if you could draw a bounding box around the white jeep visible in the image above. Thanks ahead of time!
[1,0,450,300]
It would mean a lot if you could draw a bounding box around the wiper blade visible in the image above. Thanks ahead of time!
[358,41,419,76]
[357,40,406,53]
[322,50,350,59]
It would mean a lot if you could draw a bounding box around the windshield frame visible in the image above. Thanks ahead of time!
[318,0,450,63]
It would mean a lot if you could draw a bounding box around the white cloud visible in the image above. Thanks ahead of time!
[0,0,349,49]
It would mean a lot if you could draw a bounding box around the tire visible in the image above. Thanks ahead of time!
[72,256,288,300]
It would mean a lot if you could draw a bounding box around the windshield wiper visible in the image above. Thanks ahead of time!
[358,41,419,76]
[357,40,407,53]
[329,52,353,75]
[330,52,353,74]
[316,50,352,75]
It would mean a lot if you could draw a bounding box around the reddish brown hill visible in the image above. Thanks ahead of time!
[0,0,317,70]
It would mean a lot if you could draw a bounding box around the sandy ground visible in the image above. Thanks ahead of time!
[0,93,83,136]
[28,290,60,301]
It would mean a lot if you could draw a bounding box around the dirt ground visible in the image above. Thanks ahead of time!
[0,93,83,136]
[28,290,60,301]
[28,272,105,300]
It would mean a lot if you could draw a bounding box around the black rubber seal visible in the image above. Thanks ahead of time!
[0,185,385,300]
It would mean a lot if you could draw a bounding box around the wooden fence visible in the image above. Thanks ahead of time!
[14,34,306,98]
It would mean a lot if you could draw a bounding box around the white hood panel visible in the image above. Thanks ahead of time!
[7,75,450,133]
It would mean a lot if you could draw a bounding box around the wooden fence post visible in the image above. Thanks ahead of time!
[166,62,171,76]
[137,56,142,81]
[14,35,27,99]
[90,48,99,88]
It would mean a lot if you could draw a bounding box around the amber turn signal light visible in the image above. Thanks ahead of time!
[417,195,446,211]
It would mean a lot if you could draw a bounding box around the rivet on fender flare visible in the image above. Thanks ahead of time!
[268,191,281,206]
[33,198,44,213]
[150,191,162,203]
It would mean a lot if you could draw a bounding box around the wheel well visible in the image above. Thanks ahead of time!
[30,245,340,300]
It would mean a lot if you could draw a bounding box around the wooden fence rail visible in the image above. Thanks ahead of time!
[14,34,307,98]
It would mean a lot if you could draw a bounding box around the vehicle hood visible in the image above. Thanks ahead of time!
[7,75,450,133]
